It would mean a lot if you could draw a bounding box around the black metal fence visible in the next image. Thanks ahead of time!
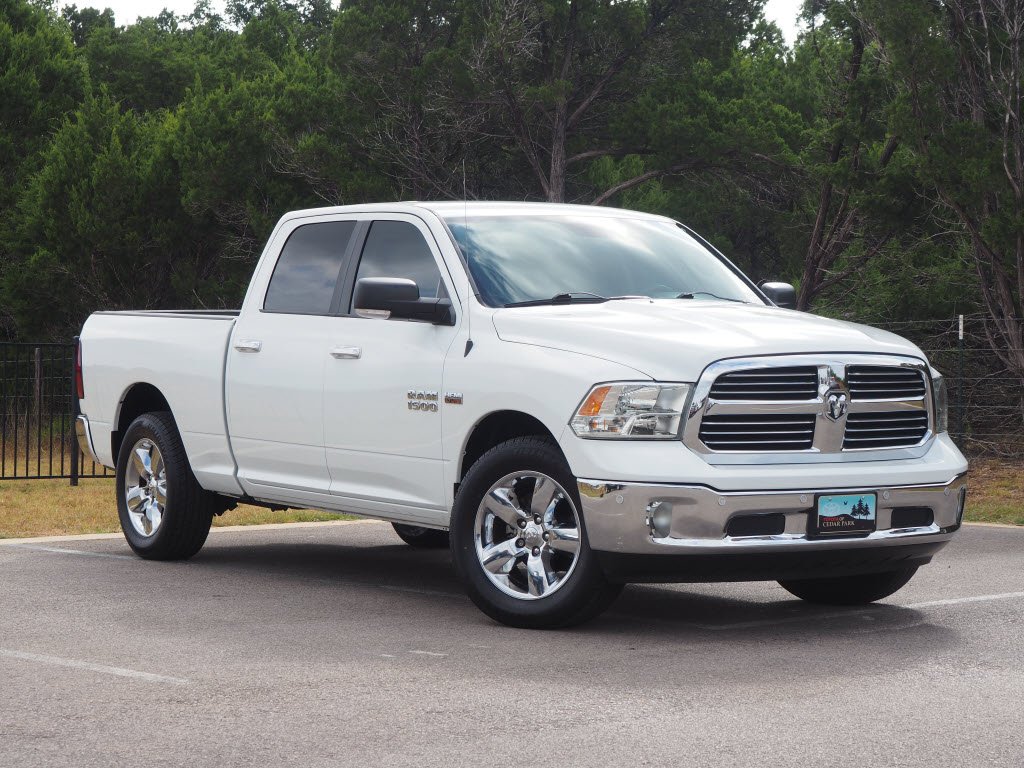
[0,317,1021,484]
[0,342,109,483]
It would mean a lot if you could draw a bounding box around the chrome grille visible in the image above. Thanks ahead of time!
[684,354,934,461]
[698,414,816,451]
[843,411,929,449]
[846,366,926,400]
[709,366,818,401]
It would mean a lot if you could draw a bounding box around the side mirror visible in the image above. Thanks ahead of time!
[759,281,797,310]
[353,277,455,325]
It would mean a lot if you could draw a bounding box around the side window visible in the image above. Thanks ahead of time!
[264,221,356,315]
[351,220,448,311]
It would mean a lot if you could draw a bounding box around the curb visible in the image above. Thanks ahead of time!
[0,518,386,545]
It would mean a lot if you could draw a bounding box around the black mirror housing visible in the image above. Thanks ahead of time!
[759,281,798,310]
[353,277,455,325]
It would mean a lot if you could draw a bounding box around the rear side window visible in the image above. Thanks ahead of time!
[264,221,356,314]
[351,220,447,310]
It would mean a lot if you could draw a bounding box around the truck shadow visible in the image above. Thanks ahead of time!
[193,536,954,653]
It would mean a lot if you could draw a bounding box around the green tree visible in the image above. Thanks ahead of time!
[867,0,1024,385]
[0,0,87,336]
[463,0,764,202]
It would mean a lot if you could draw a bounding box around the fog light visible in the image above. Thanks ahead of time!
[956,486,967,526]
[647,501,672,538]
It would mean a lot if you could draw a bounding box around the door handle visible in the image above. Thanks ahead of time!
[234,340,263,353]
[330,345,362,359]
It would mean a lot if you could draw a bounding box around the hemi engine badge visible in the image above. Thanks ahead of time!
[444,393,464,405]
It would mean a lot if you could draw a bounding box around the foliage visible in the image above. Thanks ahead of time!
[0,0,1015,382]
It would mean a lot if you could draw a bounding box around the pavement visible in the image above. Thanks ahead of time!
[0,520,1022,768]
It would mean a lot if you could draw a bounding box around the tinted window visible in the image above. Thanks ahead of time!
[352,220,447,309]
[264,221,356,314]
[443,215,761,307]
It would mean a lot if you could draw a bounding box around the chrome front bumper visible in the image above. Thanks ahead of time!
[75,415,101,465]
[577,473,967,582]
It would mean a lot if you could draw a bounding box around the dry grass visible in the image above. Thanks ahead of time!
[0,478,347,539]
[0,457,1020,538]
[964,458,1024,526]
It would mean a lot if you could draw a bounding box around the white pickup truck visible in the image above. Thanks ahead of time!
[76,201,968,628]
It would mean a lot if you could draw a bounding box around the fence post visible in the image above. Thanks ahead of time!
[957,314,965,441]
[70,339,79,487]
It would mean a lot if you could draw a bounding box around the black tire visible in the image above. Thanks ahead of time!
[392,523,450,548]
[450,436,622,629]
[116,411,216,560]
[778,566,919,606]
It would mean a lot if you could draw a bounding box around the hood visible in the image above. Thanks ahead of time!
[491,300,926,381]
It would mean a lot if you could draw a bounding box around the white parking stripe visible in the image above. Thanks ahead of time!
[7,544,133,560]
[0,649,189,685]
[696,590,1024,630]
[906,591,1024,609]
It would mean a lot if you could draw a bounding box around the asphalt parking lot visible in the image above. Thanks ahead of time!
[1,521,1022,768]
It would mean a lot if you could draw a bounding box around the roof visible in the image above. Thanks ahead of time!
[280,200,675,223]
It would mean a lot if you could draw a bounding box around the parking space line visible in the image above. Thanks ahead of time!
[0,649,189,685]
[906,591,1024,609]
[7,544,134,560]
[690,590,1024,631]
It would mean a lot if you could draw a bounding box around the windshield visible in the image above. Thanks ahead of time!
[443,214,762,307]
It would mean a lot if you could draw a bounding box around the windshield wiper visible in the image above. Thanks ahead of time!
[675,291,750,304]
[503,292,654,308]
[504,291,609,308]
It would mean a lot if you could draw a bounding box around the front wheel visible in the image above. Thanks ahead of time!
[778,567,919,606]
[449,436,622,629]
[116,411,216,560]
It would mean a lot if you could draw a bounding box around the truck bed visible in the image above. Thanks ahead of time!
[79,311,243,496]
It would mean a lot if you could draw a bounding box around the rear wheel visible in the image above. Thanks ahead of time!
[116,412,216,560]
[450,436,622,629]
[391,523,449,549]
[778,567,919,606]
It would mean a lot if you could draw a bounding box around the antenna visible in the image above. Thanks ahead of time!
[463,158,474,356]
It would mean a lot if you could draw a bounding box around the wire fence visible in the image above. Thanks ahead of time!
[873,315,1024,458]
[0,318,1021,484]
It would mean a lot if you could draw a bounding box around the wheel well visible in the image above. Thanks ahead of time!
[112,383,172,460]
[459,411,556,483]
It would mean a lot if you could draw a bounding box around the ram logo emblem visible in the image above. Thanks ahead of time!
[825,392,848,421]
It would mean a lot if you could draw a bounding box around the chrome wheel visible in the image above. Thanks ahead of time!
[473,471,582,600]
[123,438,166,538]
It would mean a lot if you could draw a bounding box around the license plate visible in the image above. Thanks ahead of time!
[811,493,877,538]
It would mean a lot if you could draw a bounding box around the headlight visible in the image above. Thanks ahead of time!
[932,371,949,433]
[570,383,691,439]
